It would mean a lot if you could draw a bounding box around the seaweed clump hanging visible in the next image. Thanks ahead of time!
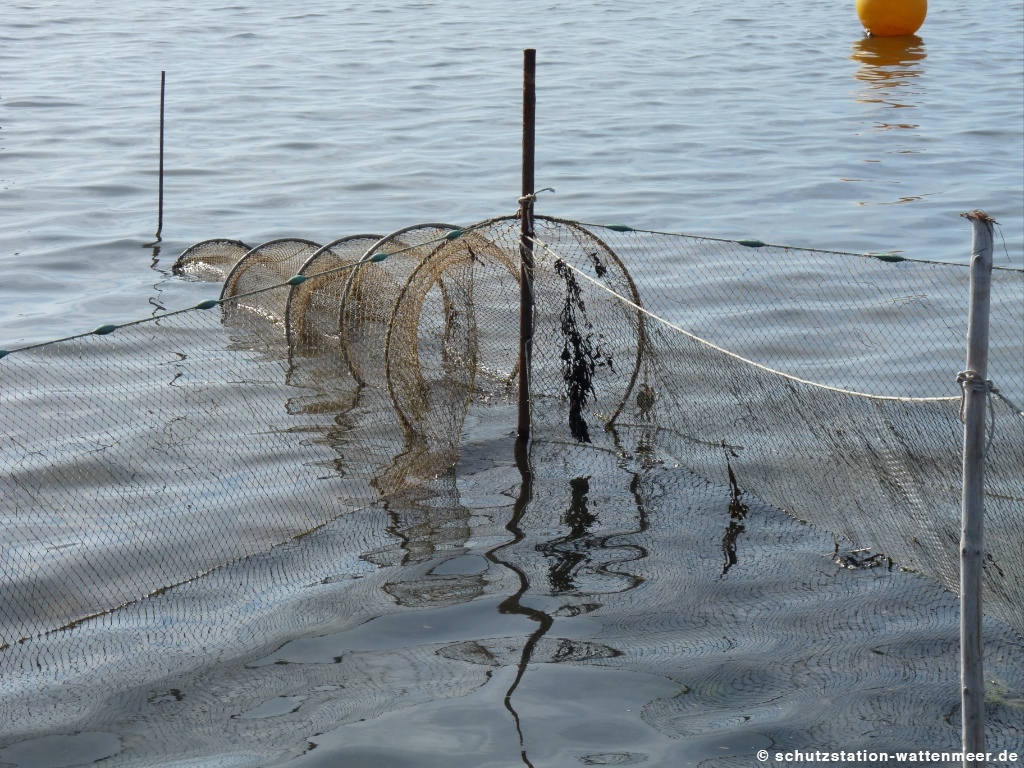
[554,259,613,442]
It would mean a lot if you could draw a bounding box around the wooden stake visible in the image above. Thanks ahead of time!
[517,49,536,443]
[959,209,994,762]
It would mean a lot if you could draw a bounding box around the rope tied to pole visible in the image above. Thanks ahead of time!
[957,369,998,391]
[957,369,999,455]
[517,187,555,207]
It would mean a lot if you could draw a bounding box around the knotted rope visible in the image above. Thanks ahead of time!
[957,369,999,455]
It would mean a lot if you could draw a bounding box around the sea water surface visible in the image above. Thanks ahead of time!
[1,0,1022,347]
[2,2,1024,767]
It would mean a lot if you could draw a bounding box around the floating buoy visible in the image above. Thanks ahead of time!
[856,0,927,37]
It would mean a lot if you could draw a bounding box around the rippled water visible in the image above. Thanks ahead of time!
[2,0,1021,347]
[2,2,1023,767]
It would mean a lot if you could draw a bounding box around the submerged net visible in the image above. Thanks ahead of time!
[3,213,1023,643]
[523,218,1024,636]
[1,214,1023,763]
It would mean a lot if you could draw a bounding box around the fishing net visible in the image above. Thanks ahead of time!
[1,435,1022,767]
[522,218,1024,636]
[173,238,250,282]
[284,234,382,347]
[1,215,1022,765]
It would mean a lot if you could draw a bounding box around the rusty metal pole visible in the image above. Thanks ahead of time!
[517,49,536,443]
[959,209,994,763]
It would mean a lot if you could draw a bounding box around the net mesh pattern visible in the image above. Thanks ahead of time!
[285,234,382,347]
[525,220,1024,635]
[1,216,1022,764]
[221,238,324,329]
[4,438,1020,766]
[171,238,251,283]
[3,215,1022,643]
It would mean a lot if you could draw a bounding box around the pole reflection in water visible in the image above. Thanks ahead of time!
[485,440,548,768]
[483,436,653,767]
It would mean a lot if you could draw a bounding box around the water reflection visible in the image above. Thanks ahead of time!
[720,454,749,578]
[848,35,929,206]
[486,441,550,768]
[538,476,597,593]
[850,34,927,125]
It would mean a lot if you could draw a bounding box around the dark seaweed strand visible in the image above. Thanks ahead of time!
[554,259,613,442]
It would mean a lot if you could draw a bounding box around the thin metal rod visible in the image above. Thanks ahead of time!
[960,209,994,762]
[517,49,536,442]
[155,70,166,242]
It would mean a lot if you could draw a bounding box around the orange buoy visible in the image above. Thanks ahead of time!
[856,0,927,36]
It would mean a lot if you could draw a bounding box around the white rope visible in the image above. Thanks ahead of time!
[530,234,960,404]
[517,187,555,206]
[957,369,1001,455]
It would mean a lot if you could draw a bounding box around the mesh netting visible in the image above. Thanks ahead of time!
[3,214,1023,642]
[172,238,250,282]
[523,219,1024,635]
[1,436,1021,766]
[1,215,1023,764]
[285,234,382,346]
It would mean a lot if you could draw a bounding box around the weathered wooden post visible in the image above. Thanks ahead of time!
[959,209,995,762]
[517,49,536,443]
